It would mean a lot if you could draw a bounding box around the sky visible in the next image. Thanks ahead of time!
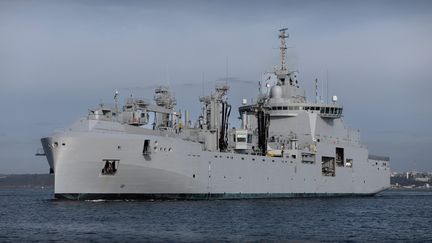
[0,0,431,173]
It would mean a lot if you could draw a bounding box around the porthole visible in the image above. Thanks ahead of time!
[62,143,66,146]
[117,145,121,150]
[193,174,195,178]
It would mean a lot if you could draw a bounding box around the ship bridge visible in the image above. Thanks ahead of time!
[268,103,343,119]
[238,102,343,119]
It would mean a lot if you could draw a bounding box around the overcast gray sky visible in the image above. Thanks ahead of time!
[0,0,431,173]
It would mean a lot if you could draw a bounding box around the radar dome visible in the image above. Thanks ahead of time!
[270,85,282,99]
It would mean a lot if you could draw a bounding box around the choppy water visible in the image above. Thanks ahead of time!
[0,188,431,242]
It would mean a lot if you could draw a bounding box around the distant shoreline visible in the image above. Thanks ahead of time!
[0,174,53,188]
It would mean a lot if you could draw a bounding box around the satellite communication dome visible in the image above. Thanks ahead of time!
[270,85,283,99]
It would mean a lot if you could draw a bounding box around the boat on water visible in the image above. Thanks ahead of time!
[40,28,390,200]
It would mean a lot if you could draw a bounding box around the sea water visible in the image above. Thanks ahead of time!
[0,188,431,242]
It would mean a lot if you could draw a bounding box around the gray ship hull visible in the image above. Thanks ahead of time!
[41,120,390,200]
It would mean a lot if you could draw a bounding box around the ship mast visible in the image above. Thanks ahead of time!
[276,28,289,84]
[279,28,289,72]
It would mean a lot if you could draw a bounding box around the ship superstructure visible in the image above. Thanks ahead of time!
[40,29,390,200]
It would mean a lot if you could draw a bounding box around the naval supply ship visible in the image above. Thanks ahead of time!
[40,29,390,200]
